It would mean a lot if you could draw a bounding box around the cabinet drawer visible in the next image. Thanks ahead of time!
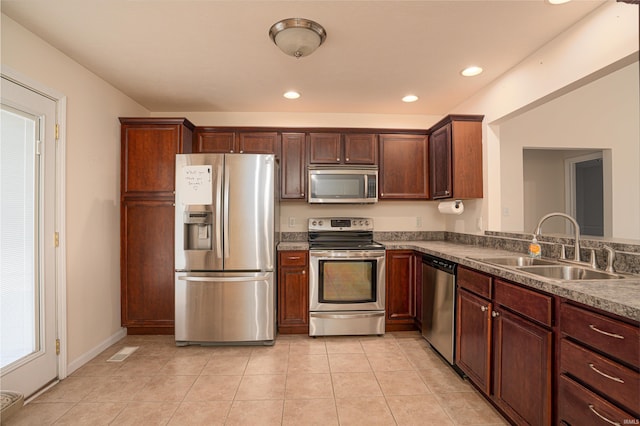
[560,303,639,367]
[558,374,638,425]
[494,279,552,327]
[279,252,308,266]
[560,338,639,416]
[457,267,491,299]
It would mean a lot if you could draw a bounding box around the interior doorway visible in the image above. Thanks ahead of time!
[565,152,604,237]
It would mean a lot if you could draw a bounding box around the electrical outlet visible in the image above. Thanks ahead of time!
[416,217,422,228]
[288,217,296,227]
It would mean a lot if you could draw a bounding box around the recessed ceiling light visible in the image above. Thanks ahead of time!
[402,95,419,103]
[461,66,483,77]
[283,91,301,99]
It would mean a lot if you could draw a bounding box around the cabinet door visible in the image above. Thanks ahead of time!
[385,250,416,330]
[239,132,279,154]
[309,132,342,164]
[429,123,452,199]
[280,133,307,200]
[121,124,183,197]
[379,134,429,199]
[278,251,309,334]
[121,200,175,332]
[344,133,378,165]
[493,308,552,426]
[456,288,492,394]
[194,131,237,153]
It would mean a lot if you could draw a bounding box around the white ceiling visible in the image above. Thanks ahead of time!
[2,0,608,115]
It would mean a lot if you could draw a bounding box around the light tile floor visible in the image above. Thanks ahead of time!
[6,331,508,425]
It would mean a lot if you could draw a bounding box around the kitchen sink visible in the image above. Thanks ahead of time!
[517,265,625,281]
[476,256,558,267]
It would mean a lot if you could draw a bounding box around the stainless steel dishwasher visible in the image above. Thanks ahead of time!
[421,254,457,365]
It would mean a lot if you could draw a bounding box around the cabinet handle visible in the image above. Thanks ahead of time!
[588,363,624,384]
[240,150,244,153]
[301,193,304,197]
[288,256,300,260]
[491,311,500,318]
[336,158,340,161]
[589,324,624,340]
[302,270,306,274]
[346,157,350,162]
[480,306,488,312]
[588,404,621,426]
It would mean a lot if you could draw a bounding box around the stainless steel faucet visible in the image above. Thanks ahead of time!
[533,212,581,262]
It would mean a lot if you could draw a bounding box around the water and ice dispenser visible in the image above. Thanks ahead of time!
[183,211,213,250]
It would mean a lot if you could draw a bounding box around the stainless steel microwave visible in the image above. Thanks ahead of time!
[308,166,378,204]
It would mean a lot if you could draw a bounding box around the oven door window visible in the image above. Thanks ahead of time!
[318,260,376,303]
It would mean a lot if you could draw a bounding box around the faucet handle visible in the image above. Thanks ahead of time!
[603,245,616,273]
[559,244,567,260]
[589,249,597,269]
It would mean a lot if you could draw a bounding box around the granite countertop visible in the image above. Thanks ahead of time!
[277,239,640,321]
[381,240,640,322]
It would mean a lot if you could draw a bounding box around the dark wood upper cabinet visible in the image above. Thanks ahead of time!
[309,132,378,165]
[309,132,341,164]
[344,133,378,164]
[429,115,483,199]
[238,132,279,155]
[379,134,429,199]
[120,118,194,198]
[194,129,278,154]
[280,133,307,200]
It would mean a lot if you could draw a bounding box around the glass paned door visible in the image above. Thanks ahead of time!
[1,76,58,397]
[1,105,40,369]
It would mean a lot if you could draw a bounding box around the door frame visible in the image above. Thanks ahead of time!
[2,65,68,382]
[564,150,611,238]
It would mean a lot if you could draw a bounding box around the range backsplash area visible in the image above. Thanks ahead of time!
[281,230,640,275]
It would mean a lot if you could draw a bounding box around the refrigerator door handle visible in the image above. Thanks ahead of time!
[178,275,271,283]
[224,166,230,259]
[215,165,223,258]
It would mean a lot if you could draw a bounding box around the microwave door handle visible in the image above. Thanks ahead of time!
[224,166,230,259]
[364,174,368,198]
[215,165,223,258]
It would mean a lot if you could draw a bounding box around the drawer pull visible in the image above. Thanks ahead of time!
[288,256,300,260]
[588,404,621,426]
[588,363,624,384]
[589,324,624,339]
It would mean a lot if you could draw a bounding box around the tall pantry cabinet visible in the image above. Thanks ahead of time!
[120,118,194,334]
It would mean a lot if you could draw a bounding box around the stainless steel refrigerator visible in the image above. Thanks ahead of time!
[174,153,277,345]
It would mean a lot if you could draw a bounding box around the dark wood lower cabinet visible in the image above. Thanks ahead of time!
[492,308,552,425]
[385,250,417,331]
[456,266,553,425]
[456,288,491,394]
[277,251,309,334]
[121,200,175,334]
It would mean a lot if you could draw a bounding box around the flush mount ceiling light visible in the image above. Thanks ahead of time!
[546,0,572,4]
[269,18,327,58]
[461,66,483,77]
[402,95,419,103]
[283,91,301,99]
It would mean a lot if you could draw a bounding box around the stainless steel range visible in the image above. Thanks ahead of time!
[308,217,386,336]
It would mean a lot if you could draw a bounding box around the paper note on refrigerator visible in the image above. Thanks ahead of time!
[180,165,213,205]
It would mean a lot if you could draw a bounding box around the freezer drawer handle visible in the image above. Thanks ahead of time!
[309,312,384,320]
[178,275,270,283]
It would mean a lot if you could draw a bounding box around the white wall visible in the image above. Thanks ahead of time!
[450,1,639,239]
[500,62,639,239]
[1,15,149,364]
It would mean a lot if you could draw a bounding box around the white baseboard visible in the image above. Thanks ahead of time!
[66,328,127,375]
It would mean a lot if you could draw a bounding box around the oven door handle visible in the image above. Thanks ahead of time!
[309,312,385,320]
[309,250,385,259]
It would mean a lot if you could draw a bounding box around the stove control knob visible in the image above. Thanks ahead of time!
[365,220,370,226]
[318,220,324,226]
[311,220,317,226]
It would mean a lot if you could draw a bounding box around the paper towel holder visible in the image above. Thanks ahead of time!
[454,200,462,209]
